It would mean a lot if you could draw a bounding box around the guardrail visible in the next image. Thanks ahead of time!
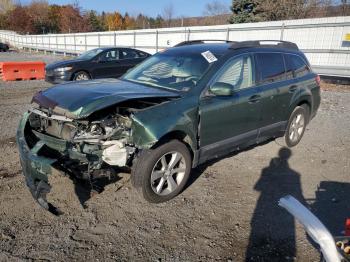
[1,16,350,77]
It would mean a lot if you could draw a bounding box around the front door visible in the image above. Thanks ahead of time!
[199,54,261,161]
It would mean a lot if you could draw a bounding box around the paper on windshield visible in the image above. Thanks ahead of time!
[201,51,218,63]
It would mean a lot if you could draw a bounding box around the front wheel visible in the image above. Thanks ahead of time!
[132,140,192,203]
[73,71,90,81]
[285,105,309,147]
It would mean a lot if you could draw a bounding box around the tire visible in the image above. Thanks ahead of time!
[131,140,192,203]
[285,104,309,147]
[73,71,90,81]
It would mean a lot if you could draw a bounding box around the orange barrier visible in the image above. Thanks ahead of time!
[0,61,46,81]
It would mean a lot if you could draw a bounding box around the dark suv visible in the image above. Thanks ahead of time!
[17,40,320,212]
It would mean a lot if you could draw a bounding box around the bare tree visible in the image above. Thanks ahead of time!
[162,3,175,27]
[0,0,14,14]
[203,0,230,16]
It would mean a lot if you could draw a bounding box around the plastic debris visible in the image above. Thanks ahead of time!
[279,195,341,262]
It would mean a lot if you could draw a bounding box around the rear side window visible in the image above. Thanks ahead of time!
[120,49,139,59]
[137,51,148,58]
[285,54,310,78]
[256,53,286,84]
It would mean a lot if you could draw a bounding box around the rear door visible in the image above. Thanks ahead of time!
[281,54,312,120]
[255,52,291,137]
[199,54,261,160]
[118,48,147,76]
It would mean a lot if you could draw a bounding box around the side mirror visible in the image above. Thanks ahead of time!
[209,82,234,96]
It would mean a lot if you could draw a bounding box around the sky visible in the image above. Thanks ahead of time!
[21,0,232,17]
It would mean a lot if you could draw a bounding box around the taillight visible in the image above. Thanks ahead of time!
[315,75,321,86]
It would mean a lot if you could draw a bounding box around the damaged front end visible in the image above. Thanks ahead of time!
[16,99,163,214]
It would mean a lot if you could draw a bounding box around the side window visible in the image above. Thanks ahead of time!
[100,50,119,62]
[215,55,254,90]
[120,49,139,59]
[256,53,286,84]
[137,51,148,58]
[285,54,310,78]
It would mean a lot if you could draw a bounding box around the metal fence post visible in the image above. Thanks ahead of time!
[156,30,159,52]
[226,28,230,41]
[280,23,285,41]
[74,33,77,53]
[187,29,191,41]
[85,34,87,51]
[64,34,67,54]
[133,31,136,48]
[98,33,100,47]
[114,32,116,47]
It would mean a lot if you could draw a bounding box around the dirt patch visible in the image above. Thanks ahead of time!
[320,80,350,92]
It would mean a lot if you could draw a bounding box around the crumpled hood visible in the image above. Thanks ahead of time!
[32,79,180,119]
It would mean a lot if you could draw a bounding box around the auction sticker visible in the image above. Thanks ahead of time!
[201,51,218,63]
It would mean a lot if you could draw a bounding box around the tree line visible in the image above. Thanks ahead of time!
[0,0,349,35]
[0,0,166,34]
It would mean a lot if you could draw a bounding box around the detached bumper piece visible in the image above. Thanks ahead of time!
[17,111,129,214]
[17,113,62,215]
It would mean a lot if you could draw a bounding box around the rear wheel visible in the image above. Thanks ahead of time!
[285,105,309,147]
[132,140,192,203]
[73,71,90,81]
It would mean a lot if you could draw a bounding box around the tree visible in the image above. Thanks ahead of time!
[27,0,50,34]
[123,12,135,29]
[135,13,149,29]
[88,10,103,31]
[105,11,123,31]
[229,0,263,24]
[7,5,35,33]
[0,0,13,14]
[204,0,230,16]
[162,3,174,27]
[47,5,61,33]
[59,5,90,33]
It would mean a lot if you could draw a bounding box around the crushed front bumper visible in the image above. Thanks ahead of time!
[16,112,62,214]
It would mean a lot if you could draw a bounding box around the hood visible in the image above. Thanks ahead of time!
[45,59,85,70]
[32,79,180,119]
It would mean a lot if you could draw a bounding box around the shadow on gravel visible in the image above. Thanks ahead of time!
[60,167,126,209]
[245,147,306,261]
[309,181,350,237]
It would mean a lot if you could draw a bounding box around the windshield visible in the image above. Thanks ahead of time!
[122,53,213,91]
[77,48,104,60]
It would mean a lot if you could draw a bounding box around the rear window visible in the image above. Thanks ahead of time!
[285,54,310,79]
[256,53,286,84]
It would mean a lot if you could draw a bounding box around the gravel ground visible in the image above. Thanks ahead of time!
[0,51,349,261]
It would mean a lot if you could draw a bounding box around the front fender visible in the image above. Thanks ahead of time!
[130,97,198,151]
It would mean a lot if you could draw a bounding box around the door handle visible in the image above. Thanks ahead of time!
[248,95,261,104]
[289,85,298,93]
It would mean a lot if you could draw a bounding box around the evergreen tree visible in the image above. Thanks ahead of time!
[229,0,262,24]
[88,10,103,31]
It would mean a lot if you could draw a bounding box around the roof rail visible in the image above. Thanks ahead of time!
[230,40,299,50]
[174,40,235,47]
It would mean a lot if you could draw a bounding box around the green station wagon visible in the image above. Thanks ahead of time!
[17,40,321,213]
